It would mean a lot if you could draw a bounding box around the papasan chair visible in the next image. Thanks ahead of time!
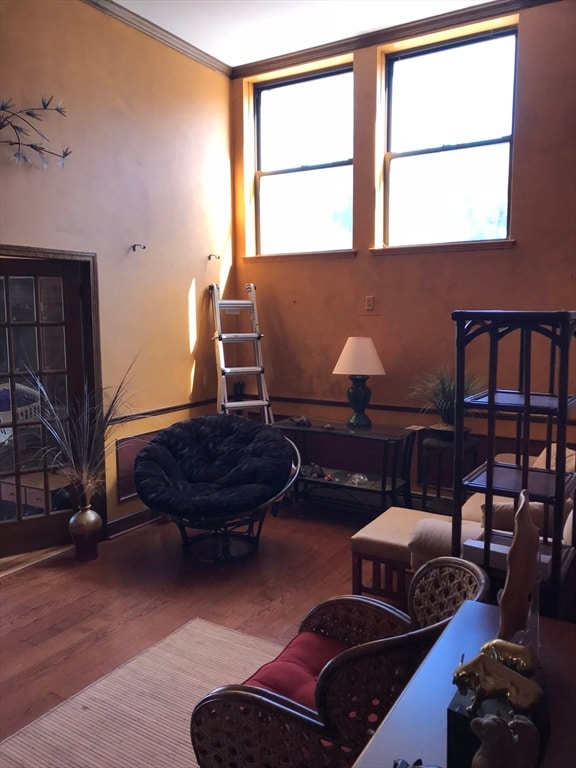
[134,414,300,562]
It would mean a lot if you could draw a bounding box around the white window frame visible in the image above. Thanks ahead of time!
[383,29,518,248]
[254,65,354,256]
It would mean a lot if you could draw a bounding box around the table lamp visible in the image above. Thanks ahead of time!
[332,337,386,428]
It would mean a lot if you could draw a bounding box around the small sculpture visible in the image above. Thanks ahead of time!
[470,713,539,768]
[480,639,538,676]
[497,489,540,642]
[453,652,543,715]
[289,415,311,427]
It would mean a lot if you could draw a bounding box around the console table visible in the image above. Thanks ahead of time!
[276,419,419,512]
[353,600,576,767]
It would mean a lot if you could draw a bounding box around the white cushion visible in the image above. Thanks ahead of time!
[351,507,447,563]
[532,444,576,472]
[563,508,573,545]
[481,497,573,534]
[462,493,510,524]
[408,517,483,572]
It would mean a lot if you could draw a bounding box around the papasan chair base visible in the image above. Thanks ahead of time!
[134,414,300,564]
[172,509,269,563]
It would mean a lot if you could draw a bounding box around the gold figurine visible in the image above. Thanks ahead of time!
[480,639,538,676]
[453,652,543,715]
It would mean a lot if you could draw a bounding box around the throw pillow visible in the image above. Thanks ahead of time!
[564,506,573,545]
[532,444,576,472]
[481,497,572,534]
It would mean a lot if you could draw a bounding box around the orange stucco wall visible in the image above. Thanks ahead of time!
[0,0,233,520]
[235,1,576,426]
[1,0,575,525]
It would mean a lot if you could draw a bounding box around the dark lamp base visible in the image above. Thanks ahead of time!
[346,375,372,429]
[347,411,372,429]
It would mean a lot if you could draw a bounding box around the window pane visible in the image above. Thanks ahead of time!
[43,373,68,413]
[12,327,38,371]
[39,277,64,322]
[0,277,6,322]
[388,144,510,246]
[259,166,352,254]
[15,424,43,471]
[42,326,66,371]
[0,329,7,373]
[259,71,353,170]
[14,382,40,424]
[0,381,13,460]
[0,475,17,520]
[390,35,516,152]
[9,277,36,322]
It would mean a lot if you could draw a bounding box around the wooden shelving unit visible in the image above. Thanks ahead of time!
[451,310,576,616]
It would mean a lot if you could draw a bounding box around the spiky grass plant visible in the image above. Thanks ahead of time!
[27,367,132,508]
[409,366,485,425]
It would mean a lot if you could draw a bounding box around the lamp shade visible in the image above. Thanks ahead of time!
[332,337,386,376]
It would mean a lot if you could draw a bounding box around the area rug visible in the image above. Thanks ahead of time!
[0,619,282,767]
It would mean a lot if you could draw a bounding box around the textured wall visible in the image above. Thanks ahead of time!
[0,0,233,520]
[235,1,576,422]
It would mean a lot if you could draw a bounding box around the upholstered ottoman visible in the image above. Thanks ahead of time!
[352,486,574,606]
[351,502,489,603]
[351,507,451,603]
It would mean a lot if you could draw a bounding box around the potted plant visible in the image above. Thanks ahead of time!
[27,367,132,561]
[409,366,485,431]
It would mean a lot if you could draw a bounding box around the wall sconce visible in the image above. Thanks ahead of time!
[332,337,386,428]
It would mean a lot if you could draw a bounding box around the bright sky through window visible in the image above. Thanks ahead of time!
[257,71,353,254]
[387,33,517,245]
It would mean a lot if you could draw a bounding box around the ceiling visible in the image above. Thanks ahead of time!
[111,0,495,68]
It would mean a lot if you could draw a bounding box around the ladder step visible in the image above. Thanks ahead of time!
[223,400,270,411]
[218,300,254,310]
[222,366,264,375]
[218,333,262,341]
[211,282,273,424]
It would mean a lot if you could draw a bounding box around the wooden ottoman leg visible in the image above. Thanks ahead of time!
[352,552,363,594]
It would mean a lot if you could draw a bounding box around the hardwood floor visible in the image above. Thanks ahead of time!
[0,502,362,740]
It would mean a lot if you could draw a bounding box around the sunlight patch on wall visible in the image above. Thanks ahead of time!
[188,278,197,393]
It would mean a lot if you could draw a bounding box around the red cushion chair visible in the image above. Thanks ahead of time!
[190,558,488,768]
[244,630,349,711]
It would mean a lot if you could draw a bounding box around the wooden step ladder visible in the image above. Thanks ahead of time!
[209,283,273,423]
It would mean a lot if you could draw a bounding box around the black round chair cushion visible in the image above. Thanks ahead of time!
[134,414,294,520]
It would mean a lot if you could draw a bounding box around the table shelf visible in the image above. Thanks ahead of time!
[464,389,576,415]
[463,461,576,503]
[276,419,418,512]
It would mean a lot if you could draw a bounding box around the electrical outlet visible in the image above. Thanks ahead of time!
[365,295,374,311]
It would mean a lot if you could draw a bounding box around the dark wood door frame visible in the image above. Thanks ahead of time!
[0,243,103,553]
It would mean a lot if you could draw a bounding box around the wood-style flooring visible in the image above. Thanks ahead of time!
[0,502,362,740]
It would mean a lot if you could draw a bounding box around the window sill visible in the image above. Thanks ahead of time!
[244,249,358,262]
[370,239,517,257]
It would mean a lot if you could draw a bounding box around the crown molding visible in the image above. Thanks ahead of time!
[232,0,558,78]
[82,0,232,77]
[83,0,558,80]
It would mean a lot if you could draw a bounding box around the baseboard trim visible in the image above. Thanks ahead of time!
[107,507,160,538]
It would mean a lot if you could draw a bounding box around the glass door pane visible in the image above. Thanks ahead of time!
[0,254,91,555]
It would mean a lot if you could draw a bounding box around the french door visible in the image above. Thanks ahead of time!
[0,250,98,556]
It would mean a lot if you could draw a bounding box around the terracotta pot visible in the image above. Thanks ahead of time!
[69,505,102,561]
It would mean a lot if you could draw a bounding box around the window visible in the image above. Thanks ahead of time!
[255,68,353,255]
[386,32,517,246]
